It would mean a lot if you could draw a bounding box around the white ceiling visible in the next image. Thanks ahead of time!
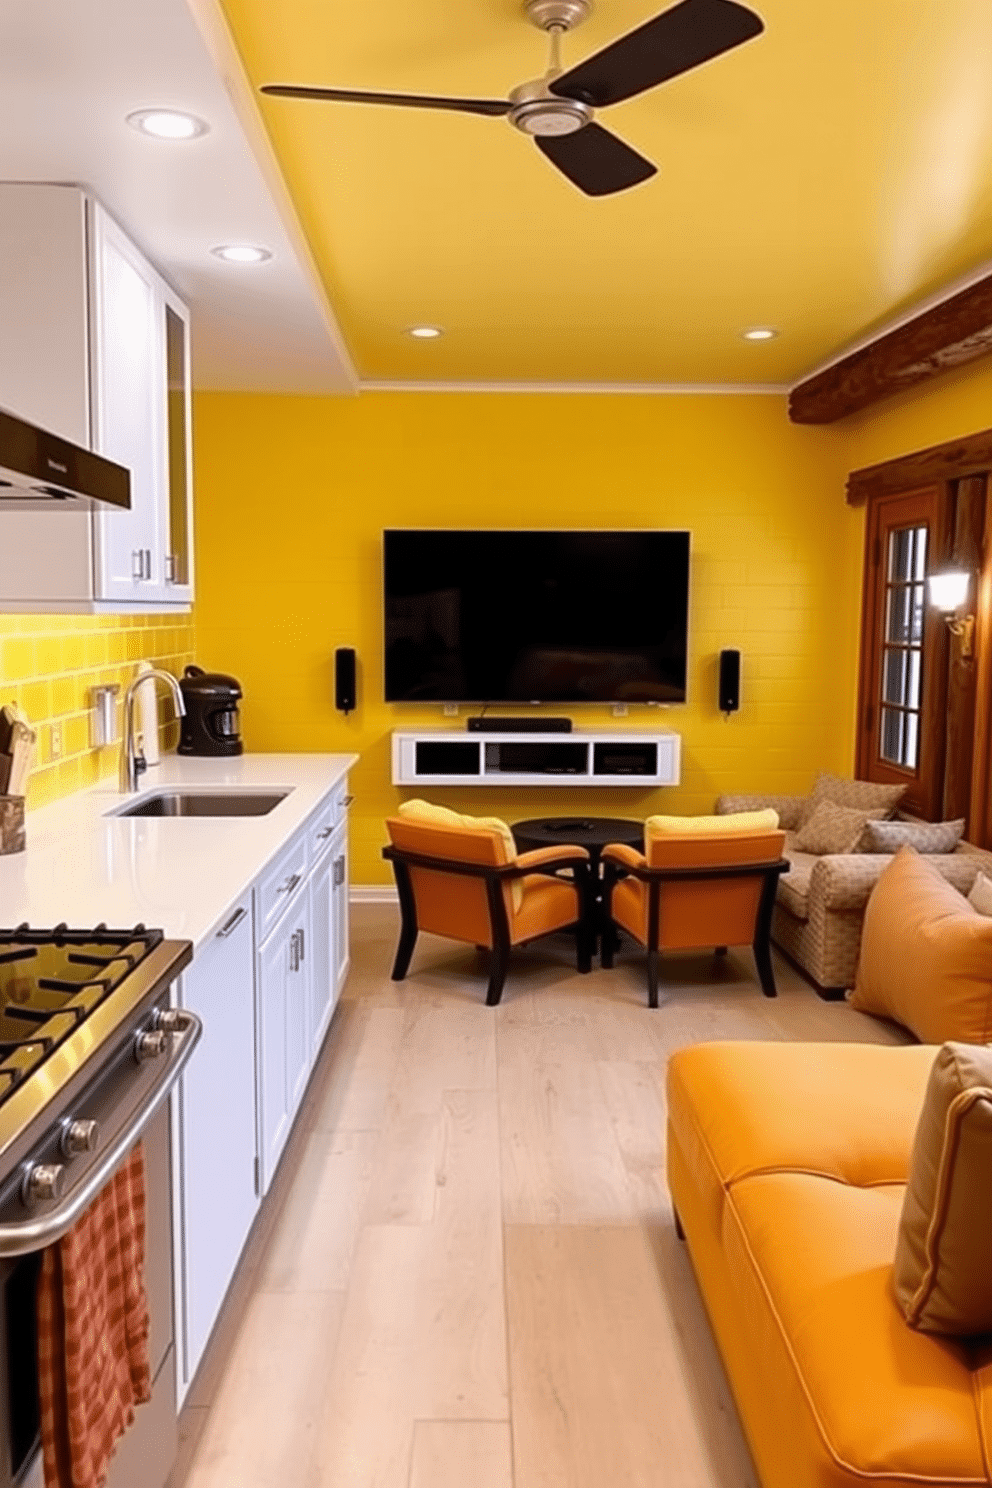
[0,0,357,393]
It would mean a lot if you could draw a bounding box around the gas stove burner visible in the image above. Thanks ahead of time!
[0,924,170,1109]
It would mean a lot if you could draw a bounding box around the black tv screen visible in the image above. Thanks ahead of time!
[383,529,690,704]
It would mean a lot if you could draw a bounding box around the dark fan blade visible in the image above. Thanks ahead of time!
[261,84,511,118]
[535,124,656,196]
[550,0,763,109]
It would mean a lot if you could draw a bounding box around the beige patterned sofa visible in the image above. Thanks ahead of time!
[716,792,992,997]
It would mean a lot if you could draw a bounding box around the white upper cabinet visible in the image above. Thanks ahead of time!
[0,183,193,612]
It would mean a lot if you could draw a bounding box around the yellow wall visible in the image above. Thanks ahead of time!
[0,612,196,808]
[827,358,992,475]
[194,391,861,884]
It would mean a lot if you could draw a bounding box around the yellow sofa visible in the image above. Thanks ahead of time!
[666,1041,992,1488]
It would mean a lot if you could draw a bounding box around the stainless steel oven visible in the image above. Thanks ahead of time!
[0,927,199,1488]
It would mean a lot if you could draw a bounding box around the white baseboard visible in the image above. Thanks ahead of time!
[350,884,399,905]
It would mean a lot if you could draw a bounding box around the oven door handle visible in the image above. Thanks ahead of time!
[0,1010,203,1258]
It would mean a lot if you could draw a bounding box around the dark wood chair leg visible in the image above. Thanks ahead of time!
[573,862,593,973]
[673,1206,685,1241]
[647,949,660,1009]
[600,925,616,970]
[391,924,418,981]
[390,861,419,981]
[714,945,728,957]
[753,936,777,998]
[486,939,510,1006]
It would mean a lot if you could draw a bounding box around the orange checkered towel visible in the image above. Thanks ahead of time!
[36,1143,152,1488]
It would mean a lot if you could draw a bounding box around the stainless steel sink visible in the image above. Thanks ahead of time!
[113,790,290,819]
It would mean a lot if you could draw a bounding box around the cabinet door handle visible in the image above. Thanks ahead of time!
[217,906,248,939]
[317,826,333,841]
[144,548,153,580]
[289,930,299,973]
[343,795,355,808]
[132,549,143,581]
[165,553,176,583]
[277,872,301,897]
[333,855,346,887]
[298,927,305,963]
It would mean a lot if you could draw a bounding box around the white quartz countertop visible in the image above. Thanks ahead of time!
[0,754,357,952]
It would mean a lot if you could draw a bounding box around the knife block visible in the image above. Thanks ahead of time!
[0,796,25,855]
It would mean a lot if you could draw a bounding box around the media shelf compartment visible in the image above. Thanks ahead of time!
[484,741,588,775]
[392,730,681,787]
[592,741,658,777]
[415,740,481,776]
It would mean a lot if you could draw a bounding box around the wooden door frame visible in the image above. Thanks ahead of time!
[850,432,992,842]
[855,486,952,820]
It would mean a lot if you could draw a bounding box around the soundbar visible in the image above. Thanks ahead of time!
[467,717,572,733]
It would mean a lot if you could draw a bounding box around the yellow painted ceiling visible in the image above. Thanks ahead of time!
[221,0,992,384]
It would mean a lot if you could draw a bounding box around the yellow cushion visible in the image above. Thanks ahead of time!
[667,1041,936,1197]
[397,798,522,910]
[725,1172,988,1482]
[851,846,992,1043]
[645,808,778,847]
[894,1042,992,1335]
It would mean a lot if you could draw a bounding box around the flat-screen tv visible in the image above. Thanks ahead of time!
[383,529,690,704]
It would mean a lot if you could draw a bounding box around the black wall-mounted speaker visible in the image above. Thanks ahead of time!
[718,649,740,713]
[335,647,356,714]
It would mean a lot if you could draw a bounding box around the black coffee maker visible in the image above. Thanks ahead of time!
[178,665,244,756]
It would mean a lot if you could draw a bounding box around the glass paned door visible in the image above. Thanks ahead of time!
[879,524,927,769]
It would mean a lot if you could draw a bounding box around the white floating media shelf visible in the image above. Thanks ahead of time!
[391,730,681,788]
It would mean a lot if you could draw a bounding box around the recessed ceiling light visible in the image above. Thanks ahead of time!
[126,109,209,140]
[407,325,444,340]
[210,244,273,265]
[742,326,778,341]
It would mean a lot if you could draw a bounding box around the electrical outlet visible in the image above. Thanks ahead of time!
[443,704,458,717]
[50,723,63,758]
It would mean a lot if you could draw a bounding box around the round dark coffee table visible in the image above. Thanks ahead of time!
[512,817,644,952]
[511,816,644,869]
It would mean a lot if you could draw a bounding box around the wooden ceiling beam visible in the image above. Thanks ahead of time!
[790,273,992,425]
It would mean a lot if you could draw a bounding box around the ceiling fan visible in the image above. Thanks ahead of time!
[261,0,764,198]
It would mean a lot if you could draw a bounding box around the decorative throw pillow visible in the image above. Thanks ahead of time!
[893,1042,992,1334]
[859,818,965,856]
[968,870,992,917]
[798,771,907,826]
[644,808,778,847]
[792,801,885,856]
[396,798,521,908]
[850,846,992,1042]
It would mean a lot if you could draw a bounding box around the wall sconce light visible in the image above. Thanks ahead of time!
[928,567,975,658]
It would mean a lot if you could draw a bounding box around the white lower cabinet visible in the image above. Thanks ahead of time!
[177,896,258,1390]
[308,849,336,1064]
[176,778,352,1401]
[331,824,350,993]
[257,885,310,1195]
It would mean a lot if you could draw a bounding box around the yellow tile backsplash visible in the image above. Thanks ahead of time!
[0,612,196,809]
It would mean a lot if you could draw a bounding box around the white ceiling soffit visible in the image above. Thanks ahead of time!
[0,0,357,394]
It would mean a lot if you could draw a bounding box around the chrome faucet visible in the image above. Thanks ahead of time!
[120,669,186,792]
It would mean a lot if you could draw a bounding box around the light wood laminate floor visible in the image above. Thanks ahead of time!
[175,904,907,1488]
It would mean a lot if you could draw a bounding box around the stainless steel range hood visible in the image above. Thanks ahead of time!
[0,406,130,510]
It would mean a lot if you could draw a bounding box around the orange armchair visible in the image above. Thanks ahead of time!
[601,829,788,1007]
[383,813,593,1005]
